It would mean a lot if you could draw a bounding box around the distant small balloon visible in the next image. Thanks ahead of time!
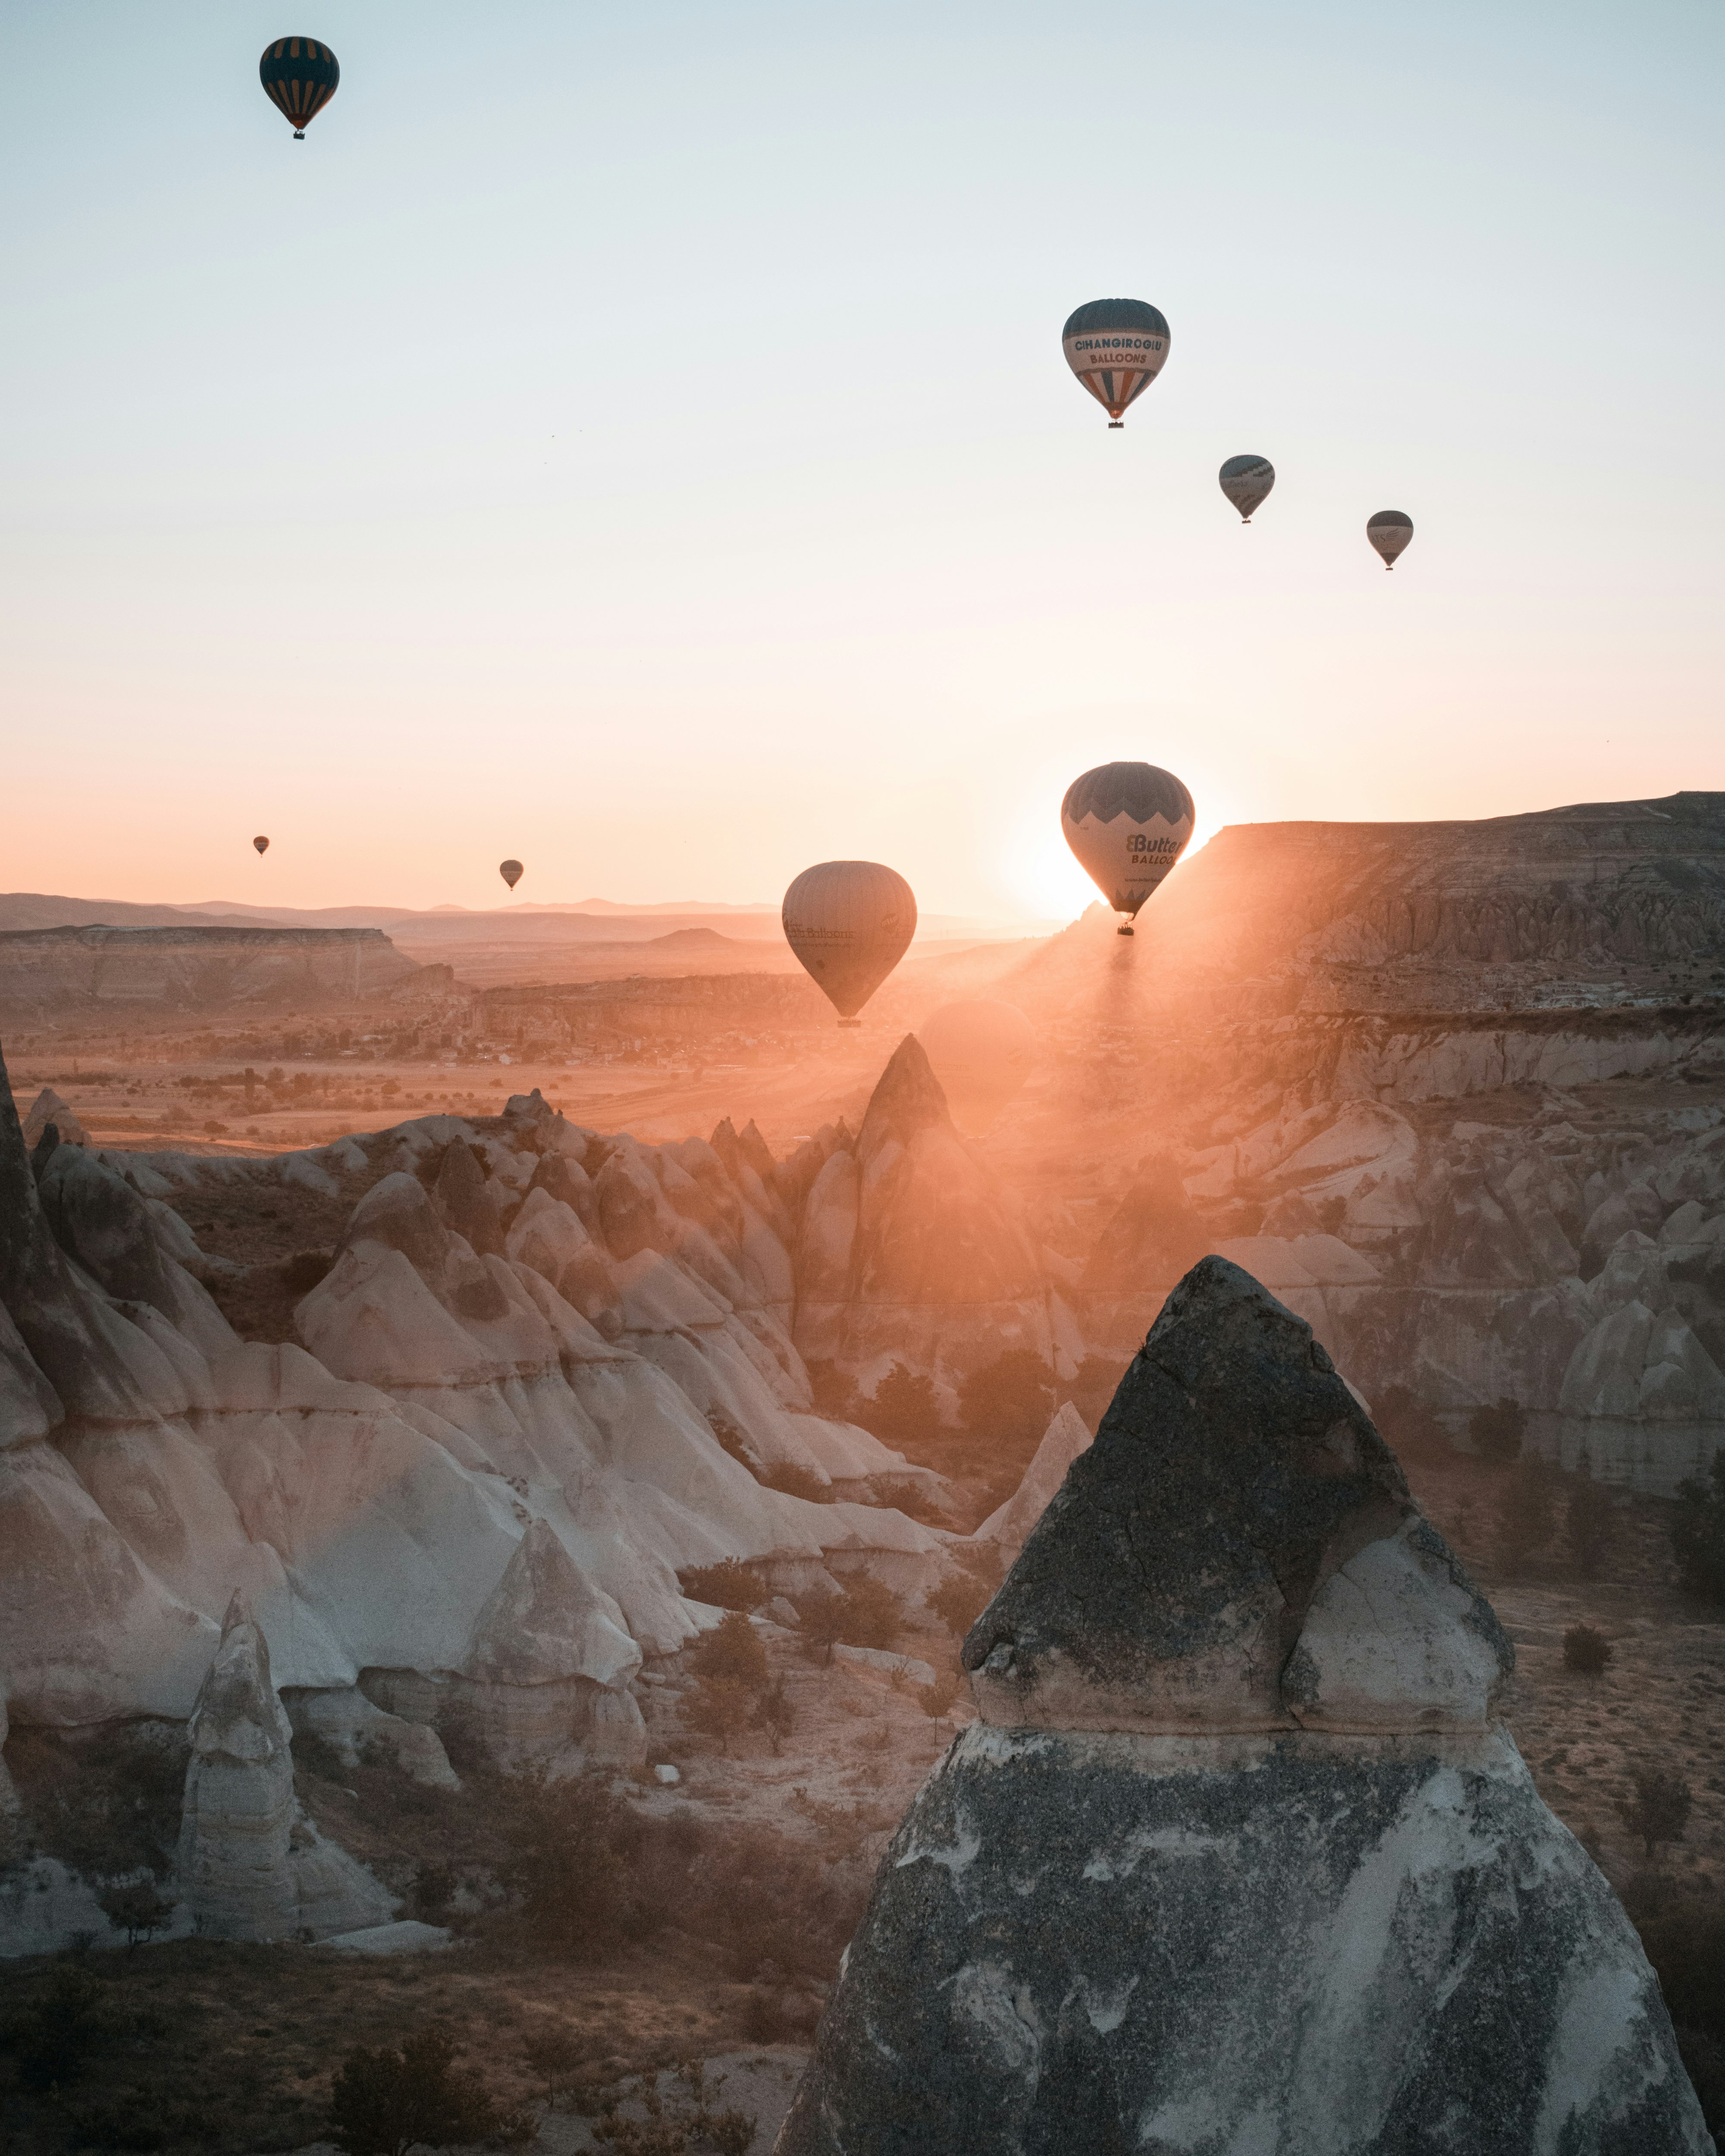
[499,860,524,890]
[1220,454,1275,523]
[252,836,270,855]
[919,1000,1037,1133]
[782,861,917,1024]
[1061,299,1171,427]
[259,37,339,138]
[1367,510,1414,571]
[1060,762,1195,935]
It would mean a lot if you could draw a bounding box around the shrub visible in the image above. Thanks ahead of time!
[751,1679,796,1755]
[805,1360,859,1420]
[16,1724,187,1884]
[861,1362,942,1447]
[1468,1397,1527,1464]
[280,1249,334,1295]
[1672,1454,1725,1604]
[1498,1457,1559,1569]
[94,1877,176,1946]
[871,1475,950,1526]
[1566,1463,1617,1579]
[677,1558,770,1612]
[412,1859,457,1923]
[704,1407,761,1472]
[494,1772,689,1958]
[1618,1767,1694,1861]
[1562,1623,1612,1675]
[958,1351,1055,1448]
[3,1964,110,2090]
[758,1460,833,1503]
[682,1675,758,1755]
[328,2027,531,2156]
[521,2023,587,2104]
[688,1610,770,1692]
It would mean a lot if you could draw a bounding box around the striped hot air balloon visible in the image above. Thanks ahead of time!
[259,37,340,138]
[1220,454,1276,523]
[1061,299,1171,427]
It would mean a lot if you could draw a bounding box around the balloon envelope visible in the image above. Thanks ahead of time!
[1061,763,1195,918]
[782,861,916,1020]
[1061,299,1170,423]
[499,859,524,890]
[1367,511,1414,570]
[1220,454,1275,522]
[919,1000,1037,1133]
[252,836,270,855]
[259,37,339,135]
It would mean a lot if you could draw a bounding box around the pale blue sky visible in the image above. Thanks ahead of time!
[3,0,1721,915]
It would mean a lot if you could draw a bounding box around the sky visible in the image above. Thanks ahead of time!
[3,0,1722,921]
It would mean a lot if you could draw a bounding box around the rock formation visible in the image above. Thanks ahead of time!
[778,1260,1708,2154]
[0,922,417,1012]
[178,1593,392,1941]
[791,1036,1082,1409]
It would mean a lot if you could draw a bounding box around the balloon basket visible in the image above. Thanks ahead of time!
[294,130,305,138]
[1108,421,1124,429]
[1116,924,1134,937]
[837,1018,862,1029]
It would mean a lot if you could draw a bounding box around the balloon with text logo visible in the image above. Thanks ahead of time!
[1060,763,1194,935]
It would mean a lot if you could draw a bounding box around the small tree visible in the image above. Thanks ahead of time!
[1469,1397,1527,1464]
[1498,1457,1559,1570]
[1618,1767,1693,1861]
[750,1679,796,1755]
[329,2028,530,2156]
[958,1351,1055,1448]
[759,1461,833,1503]
[94,1877,176,1948]
[1566,1462,1616,1579]
[797,1576,904,1665]
[1672,1454,1725,1604]
[683,1676,757,1755]
[688,1610,770,1692]
[1562,1623,1612,1675]
[805,1360,859,1421]
[862,1362,941,1446]
[522,2023,587,2106]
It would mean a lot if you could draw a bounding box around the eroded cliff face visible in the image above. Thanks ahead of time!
[0,1044,973,1943]
[778,1264,1709,2156]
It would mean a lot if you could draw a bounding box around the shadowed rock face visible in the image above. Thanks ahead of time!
[777,1260,1709,2156]
[964,1260,1509,1737]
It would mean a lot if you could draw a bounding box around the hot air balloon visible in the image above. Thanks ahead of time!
[1061,762,1195,935]
[259,37,339,138]
[1061,300,1170,427]
[1220,454,1275,523]
[253,836,270,855]
[919,1000,1037,1134]
[499,860,524,891]
[1367,511,1414,570]
[782,862,916,1025]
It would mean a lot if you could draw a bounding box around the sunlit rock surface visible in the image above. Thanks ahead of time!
[792,1036,1082,1406]
[777,1260,1708,2156]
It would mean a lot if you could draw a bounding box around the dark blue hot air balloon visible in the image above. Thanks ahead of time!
[259,37,339,138]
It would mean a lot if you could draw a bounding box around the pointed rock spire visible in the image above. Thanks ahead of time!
[963,1257,1509,1735]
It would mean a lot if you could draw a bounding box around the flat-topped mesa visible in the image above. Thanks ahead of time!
[963,1257,1510,1737]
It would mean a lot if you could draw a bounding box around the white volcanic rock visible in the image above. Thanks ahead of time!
[779,1260,1709,2155]
[22,1088,90,1149]
[284,1686,459,1788]
[971,1404,1092,1557]
[178,1594,392,1941]
[791,1038,1071,1404]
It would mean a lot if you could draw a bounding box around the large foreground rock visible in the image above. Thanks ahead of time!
[777,1259,1707,2155]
